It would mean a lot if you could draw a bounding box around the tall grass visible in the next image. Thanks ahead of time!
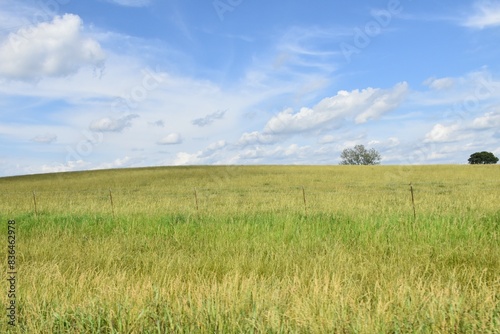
[0,165,499,333]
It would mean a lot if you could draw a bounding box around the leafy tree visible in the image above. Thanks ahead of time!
[468,151,499,164]
[339,145,381,165]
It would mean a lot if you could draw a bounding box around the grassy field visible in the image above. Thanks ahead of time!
[0,165,499,333]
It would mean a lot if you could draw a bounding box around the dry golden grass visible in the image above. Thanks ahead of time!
[0,165,499,333]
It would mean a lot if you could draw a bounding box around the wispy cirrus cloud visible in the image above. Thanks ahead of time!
[275,26,343,73]
[423,77,455,90]
[149,120,165,127]
[192,110,226,127]
[104,0,152,7]
[462,1,500,29]
[31,133,57,144]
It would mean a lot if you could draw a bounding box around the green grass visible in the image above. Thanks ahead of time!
[0,165,499,333]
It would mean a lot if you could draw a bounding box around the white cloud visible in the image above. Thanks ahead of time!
[408,69,500,116]
[104,0,152,7]
[0,14,106,81]
[157,133,183,145]
[319,135,336,144]
[263,82,408,136]
[4,2,500,177]
[368,137,400,148]
[463,1,500,29]
[472,111,500,129]
[424,123,461,143]
[93,156,138,170]
[32,133,57,144]
[172,140,227,165]
[38,160,91,174]
[238,131,280,146]
[235,144,312,163]
[173,152,200,165]
[192,110,226,127]
[354,82,408,123]
[89,114,139,132]
[264,106,316,134]
[275,26,343,74]
[204,140,227,152]
[388,137,400,147]
[423,77,455,90]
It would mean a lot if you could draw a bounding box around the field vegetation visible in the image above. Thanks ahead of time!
[0,165,499,333]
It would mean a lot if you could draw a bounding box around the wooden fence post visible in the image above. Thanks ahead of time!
[194,188,199,212]
[32,191,38,217]
[109,189,115,218]
[409,183,416,222]
[302,186,307,217]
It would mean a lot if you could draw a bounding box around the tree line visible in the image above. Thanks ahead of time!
[339,145,498,165]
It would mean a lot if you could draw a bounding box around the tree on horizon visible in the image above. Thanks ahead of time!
[339,145,381,165]
[468,151,499,164]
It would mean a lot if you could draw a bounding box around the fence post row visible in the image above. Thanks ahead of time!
[25,183,422,220]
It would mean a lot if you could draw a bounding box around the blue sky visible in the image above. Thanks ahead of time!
[0,0,499,176]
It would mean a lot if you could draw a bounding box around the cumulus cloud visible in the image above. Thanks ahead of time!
[192,110,226,127]
[264,107,317,134]
[463,1,500,29]
[93,156,138,170]
[472,111,500,129]
[234,82,408,150]
[31,133,57,144]
[157,133,183,145]
[89,114,138,132]
[38,160,91,174]
[173,140,227,165]
[203,140,227,154]
[354,83,408,123]
[0,14,106,81]
[263,82,408,136]
[174,151,200,165]
[424,124,461,143]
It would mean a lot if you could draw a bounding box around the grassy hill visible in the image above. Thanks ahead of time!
[0,165,499,333]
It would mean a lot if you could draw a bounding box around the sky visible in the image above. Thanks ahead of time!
[0,0,499,176]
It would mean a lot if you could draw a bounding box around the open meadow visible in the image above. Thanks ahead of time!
[0,165,499,333]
